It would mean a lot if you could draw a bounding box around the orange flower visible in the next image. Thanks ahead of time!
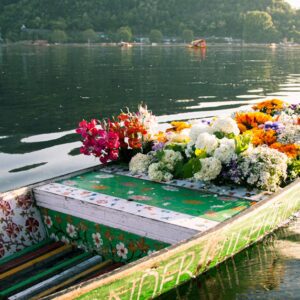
[235,112,273,133]
[247,128,277,146]
[154,131,168,143]
[270,143,300,158]
[252,99,285,115]
[166,121,191,132]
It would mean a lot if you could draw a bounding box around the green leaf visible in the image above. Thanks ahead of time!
[181,158,202,179]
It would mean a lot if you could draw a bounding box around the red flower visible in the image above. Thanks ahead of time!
[5,222,20,238]
[16,194,33,210]
[0,199,12,216]
[25,217,40,233]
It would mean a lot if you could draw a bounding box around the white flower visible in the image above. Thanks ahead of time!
[137,105,158,138]
[92,232,103,248]
[166,129,190,143]
[189,123,212,143]
[238,146,288,191]
[50,233,59,242]
[61,236,70,244]
[148,162,173,182]
[147,249,156,256]
[213,138,237,164]
[161,150,183,170]
[129,153,152,174]
[116,242,128,259]
[44,215,53,228]
[194,157,222,181]
[211,117,240,136]
[66,223,77,238]
[277,124,300,145]
[195,133,219,154]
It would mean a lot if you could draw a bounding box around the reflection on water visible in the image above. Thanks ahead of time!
[0,45,300,192]
[157,217,300,300]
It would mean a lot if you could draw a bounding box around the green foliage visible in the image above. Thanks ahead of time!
[81,28,98,43]
[182,29,194,42]
[243,11,279,43]
[0,0,298,42]
[234,134,251,154]
[288,159,300,179]
[180,158,202,179]
[117,26,132,42]
[49,29,67,43]
[149,29,163,43]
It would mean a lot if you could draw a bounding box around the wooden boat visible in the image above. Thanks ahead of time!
[1,161,299,299]
[118,42,133,48]
[189,39,207,48]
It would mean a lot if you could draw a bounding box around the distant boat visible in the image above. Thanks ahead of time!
[118,41,132,48]
[189,39,207,48]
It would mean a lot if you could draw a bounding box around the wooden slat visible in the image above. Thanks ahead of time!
[30,259,112,300]
[0,244,72,280]
[0,241,63,274]
[1,252,91,298]
[8,256,103,300]
[0,239,51,267]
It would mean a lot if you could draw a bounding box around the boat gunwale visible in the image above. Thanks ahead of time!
[39,174,300,299]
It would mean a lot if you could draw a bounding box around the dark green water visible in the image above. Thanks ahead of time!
[0,44,299,299]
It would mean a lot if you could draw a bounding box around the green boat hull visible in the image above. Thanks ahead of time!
[48,178,300,300]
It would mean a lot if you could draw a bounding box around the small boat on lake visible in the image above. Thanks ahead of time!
[189,39,207,48]
[118,41,133,48]
[1,100,299,299]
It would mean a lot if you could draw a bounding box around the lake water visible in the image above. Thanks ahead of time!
[0,44,299,298]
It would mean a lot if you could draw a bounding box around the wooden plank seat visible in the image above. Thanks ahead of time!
[34,169,255,247]
[0,240,119,300]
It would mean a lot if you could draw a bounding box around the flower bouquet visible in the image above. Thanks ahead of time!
[77,99,300,192]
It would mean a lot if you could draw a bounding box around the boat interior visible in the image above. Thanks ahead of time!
[0,164,270,299]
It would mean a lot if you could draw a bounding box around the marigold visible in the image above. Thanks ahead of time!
[252,99,285,115]
[166,121,191,132]
[235,112,273,133]
[270,143,300,158]
[246,128,277,146]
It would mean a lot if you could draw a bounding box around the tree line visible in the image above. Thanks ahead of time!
[0,0,300,43]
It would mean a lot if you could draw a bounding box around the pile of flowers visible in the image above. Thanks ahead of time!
[76,105,157,164]
[127,99,300,192]
[77,99,299,191]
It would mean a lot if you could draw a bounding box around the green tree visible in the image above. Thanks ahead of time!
[81,28,98,43]
[117,26,132,42]
[49,29,68,43]
[182,29,194,42]
[149,29,163,43]
[243,11,278,43]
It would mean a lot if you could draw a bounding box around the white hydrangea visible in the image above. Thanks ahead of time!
[211,117,240,136]
[277,124,300,145]
[213,138,237,164]
[129,153,152,174]
[277,112,298,126]
[189,123,212,143]
[195,133,219,154]
[238,146,288,191]
[161,149,183,171]
[194,157,222,181]
[166,128,190,143]
[148,162,173,182]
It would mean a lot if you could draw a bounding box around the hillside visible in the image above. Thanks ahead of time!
[0,0,299,42]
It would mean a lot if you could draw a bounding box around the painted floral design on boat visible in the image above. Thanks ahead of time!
[0,189,46,259]
[41,208,168,263]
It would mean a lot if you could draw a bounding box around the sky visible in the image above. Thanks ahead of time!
[286,0,300,8]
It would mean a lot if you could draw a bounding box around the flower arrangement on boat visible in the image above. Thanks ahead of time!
[77,99,300,192]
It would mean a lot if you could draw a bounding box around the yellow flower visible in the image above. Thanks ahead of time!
[252,99,286,115]
[167,121,191,132]
[195,149,206,157]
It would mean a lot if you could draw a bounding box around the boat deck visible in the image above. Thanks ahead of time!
[33,166,261,259]
[0,239,122,300]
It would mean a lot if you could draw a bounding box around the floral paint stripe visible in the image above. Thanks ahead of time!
[35,183,219,231]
